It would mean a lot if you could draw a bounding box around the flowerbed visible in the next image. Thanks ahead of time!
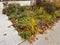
[2,2,60,43]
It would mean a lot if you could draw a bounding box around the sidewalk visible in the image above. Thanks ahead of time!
[0,8,22,45]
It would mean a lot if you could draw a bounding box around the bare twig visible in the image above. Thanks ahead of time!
[18,40,26,45]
